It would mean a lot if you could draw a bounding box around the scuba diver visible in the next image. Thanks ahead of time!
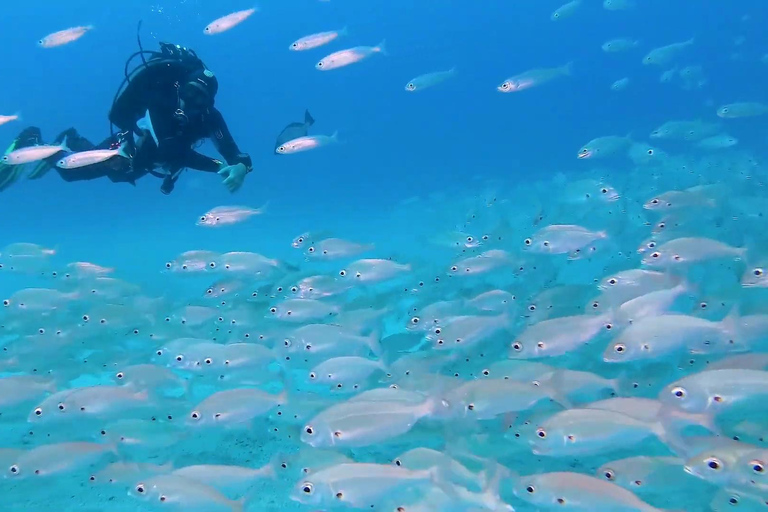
[0,36,252,195]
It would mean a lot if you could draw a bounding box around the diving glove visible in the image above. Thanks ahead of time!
[218,162,247,193]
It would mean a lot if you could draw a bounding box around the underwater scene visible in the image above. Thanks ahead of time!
[4,0,768,510]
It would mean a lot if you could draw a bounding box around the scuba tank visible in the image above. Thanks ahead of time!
[109,21,208,137]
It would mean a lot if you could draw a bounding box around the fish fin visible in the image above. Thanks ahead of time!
[60,134,70,153]
[117,141,131,159]
[304,109,315,127]
[231,497,246,512]
[375,39,387,55]
[137,109,159,147]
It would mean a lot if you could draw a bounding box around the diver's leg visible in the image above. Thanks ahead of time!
[0,127,44,192]
[29,128,97,180]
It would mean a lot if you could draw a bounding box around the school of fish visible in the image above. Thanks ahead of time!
[3,2,768,512]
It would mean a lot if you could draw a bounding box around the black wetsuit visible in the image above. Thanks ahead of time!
[27,46,252,194]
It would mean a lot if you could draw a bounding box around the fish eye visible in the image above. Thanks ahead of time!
[135,483,145,493]
[302,483,314,494]
[164,317,171,323]
[115,372,124,379]
[524,238,532,246]
[512,341,523,351]
[38,328,45,335]
[526,485,535,493]
[309,372,316,379]
[699,302,708,309]
[608,278,617,285]
[528,304,536,312]
[394,459,402,466]
[283,339,291,347]
[650,252,661,258]
[754,268,764,276]
[208,262,216,268]
[450,265,458,272]
[190,411,200,420]
[671,386,686,398]
[355,272,361,278]
[82,314,90,322]
[591,301,600,309]
[181,264,188,270]
[536,428,546,438]
[705,457,722,470]
[536,341,545,349]
[308,247,315,253]
[1,299,9,307]
[317,62,324,67]
[603,469,615,480]
[407,83,415,90]
[410,317,420,324]
[159,495,167,502]
[750,460,765,473]
[204,358,213,365]
[290,286,298,293]
[434,328,442,335]
[200,216,206,221]
[57,403,66,411]
[175,355,183,362]
[9,464,19,475]
[165,262,172,269]
[613,344,626,353]
[269,307,277,314]
[601,188,608,194]
[292,42,298,47]
[304,426,314,435]
[604,323,613,330]
[339,270,347,277]
[206,288,213,295]
[34,407,42,416]
[651,199,659,204]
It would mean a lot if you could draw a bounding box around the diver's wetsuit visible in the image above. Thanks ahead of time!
[22,43,252,194]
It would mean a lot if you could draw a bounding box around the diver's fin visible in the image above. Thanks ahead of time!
[137,109,159,147]
[304,109,315,127]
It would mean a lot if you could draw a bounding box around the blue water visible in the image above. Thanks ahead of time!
[3,0,768,510]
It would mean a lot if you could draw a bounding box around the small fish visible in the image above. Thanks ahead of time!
[603,0,635,10]
[197,204,268,227]
[611,77,630,91]
[130,474,246,511]
[498,63,572,92]
[717,102,768,118]
[0,114,20,126]
[275,110,315,154]
[276,132,339,155]
[577,135,632,159]
[551,0,582,20]
[306,238,374,260]
[204,8,256,35]
[290,27,348,51]
[643,38,694,66]
[405,68,457,92]
[696,134,738,150]
[38,26,93,48]
[602,38,639,53]
[2,136,69,165]
[316,41,387,71]
[56,145,129,169]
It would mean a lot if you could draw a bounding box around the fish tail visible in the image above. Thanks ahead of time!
[304,109,315,127]
[339,25,349,36]
[60,134,71,153]
[561,61,574,75]
[230,497,246,512]
[330,130,340,143]
[375,39,387,55]
[449,66,458,75]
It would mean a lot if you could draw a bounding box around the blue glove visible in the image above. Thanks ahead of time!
[217,162,247,193]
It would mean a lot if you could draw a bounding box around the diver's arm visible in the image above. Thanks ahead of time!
[180,150,224,173]
[206,108,253,171]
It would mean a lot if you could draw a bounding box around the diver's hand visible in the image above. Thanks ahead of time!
[217,162,247,193]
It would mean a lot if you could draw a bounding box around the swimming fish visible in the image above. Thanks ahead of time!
[274,110,315,154]
[38,26,93,48]
[203,8,257,35]
[316,41,387,71]
[290,27,348,51]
